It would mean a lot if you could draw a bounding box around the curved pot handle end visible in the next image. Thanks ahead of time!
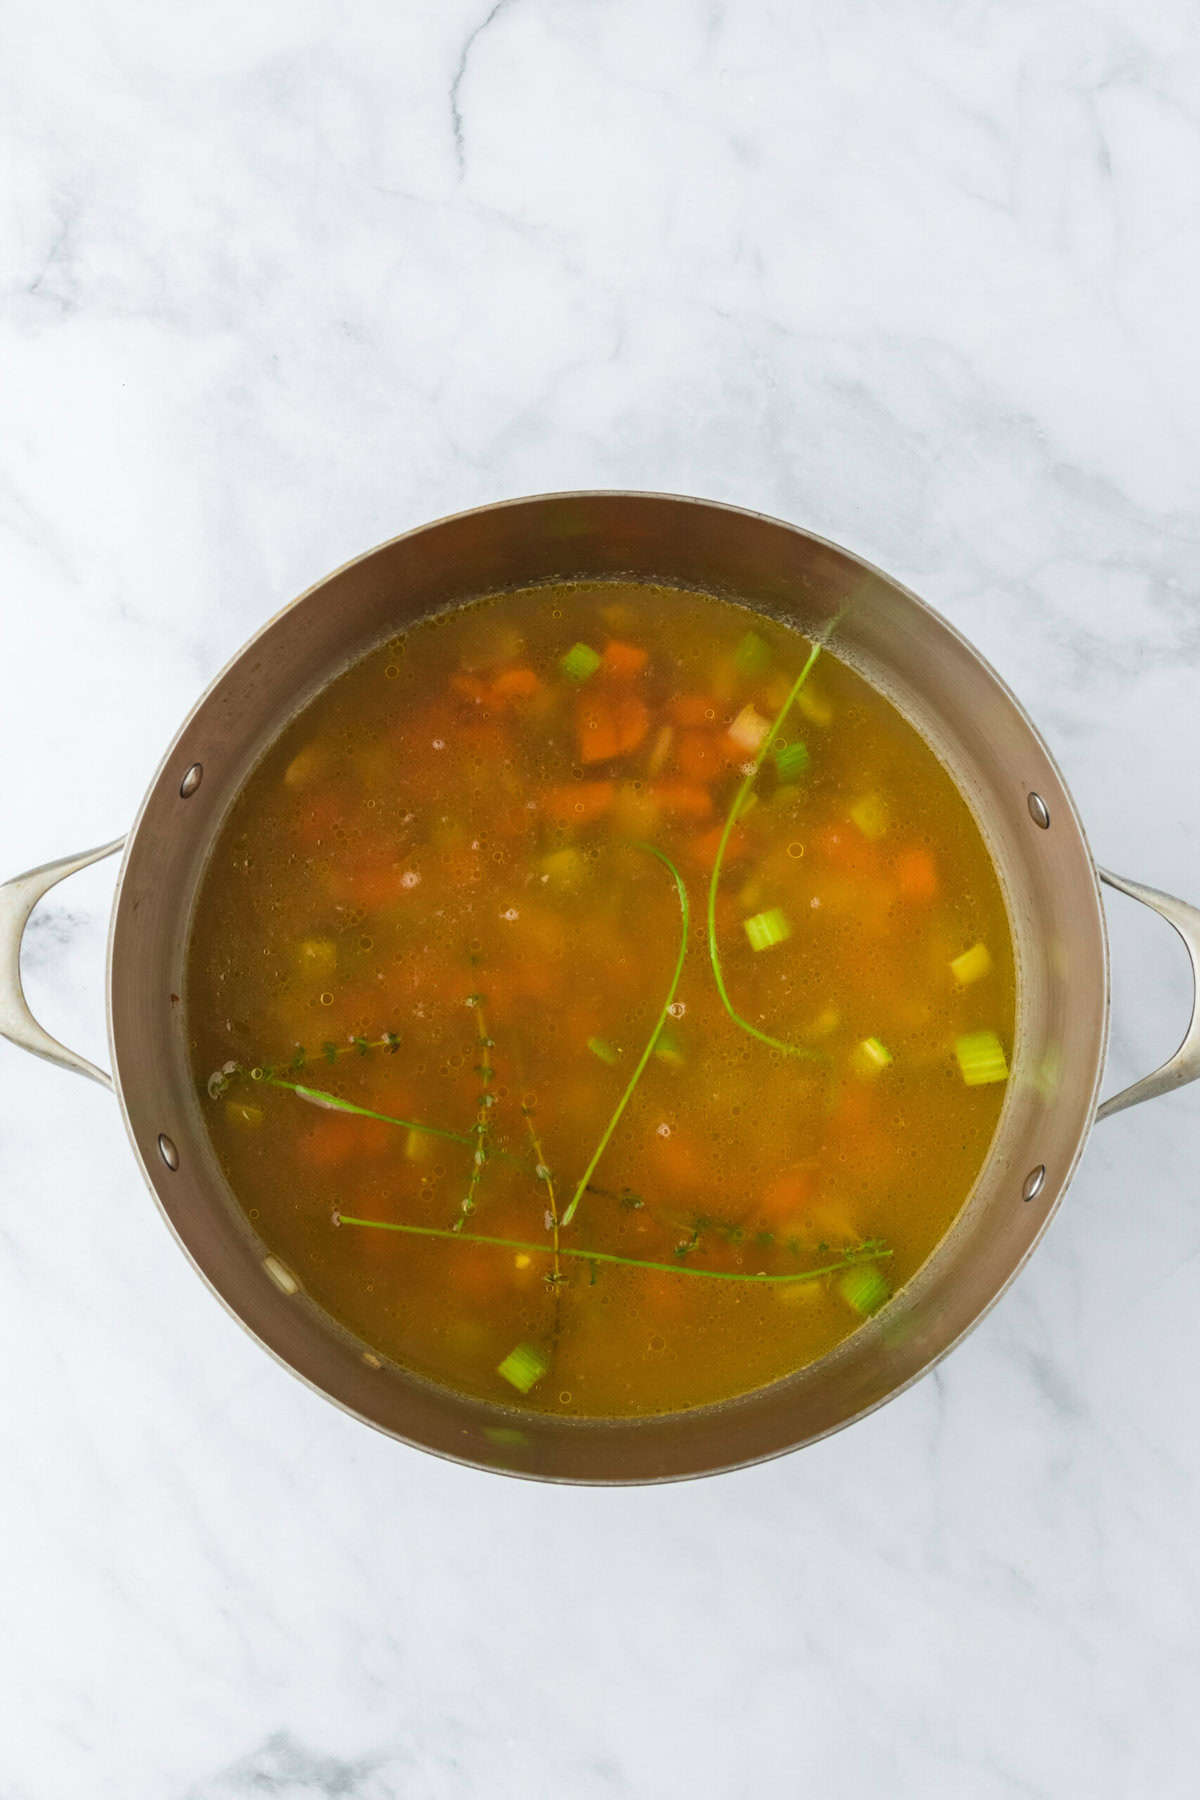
[1097,867,1200,1121]
[0,838,125,1090]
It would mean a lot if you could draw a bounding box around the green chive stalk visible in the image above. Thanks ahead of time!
[560,841,690,1229]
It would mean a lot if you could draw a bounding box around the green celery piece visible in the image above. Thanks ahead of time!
[743,907,792,952]
[838,1264,890,1316]
[497,1342,549,1394]
[774,741,810,783]
[734,630,771,678]
[560,642,601,682]
[955,1029,1009,1086]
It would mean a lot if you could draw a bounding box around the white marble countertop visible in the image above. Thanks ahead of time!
[4,3,1200,1795]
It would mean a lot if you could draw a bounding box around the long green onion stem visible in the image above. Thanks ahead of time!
[335,1212,891,1285]
[707,620,841,1058]
[560,841,690,1229]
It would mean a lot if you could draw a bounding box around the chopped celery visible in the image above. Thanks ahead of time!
[283,743,327,789]
[775,1278,823,1307]
[849,793,888,840]
[646,723,674,778]
[796,687,833,728]
[541,847,587,888]
[588,1036,620,1066]
[560,642,601,683]
[853,1036,893,1077]
[734,630,771,678]
[296,937,337,977]
[482,1425,530,1448]
[497,1341,549,1394]
[744,907,792,952]
[955,1029,1009,1086]
[809,1005,841,1039]
[728,704,770,752]
[653,1025,685,1068]
[837,1264,890,1316]
[949,942,992,986]
[404,1127,433,1163]
[774,741,810,783]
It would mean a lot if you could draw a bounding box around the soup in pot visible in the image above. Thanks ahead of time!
[188,581,1015,1417]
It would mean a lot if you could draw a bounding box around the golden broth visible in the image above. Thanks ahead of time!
[187,582,1015,1417]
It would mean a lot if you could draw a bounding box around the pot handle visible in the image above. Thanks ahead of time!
[1096,867,1200,1120]
[0,838,125,1090]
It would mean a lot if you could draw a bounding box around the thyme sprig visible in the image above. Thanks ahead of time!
[334,1211,892,1286]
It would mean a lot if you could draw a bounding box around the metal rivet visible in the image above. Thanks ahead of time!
[1027,792,1050,829]
[179,763,203,798]
[157,1132,180,1171]
[1022,1163,1046,1202]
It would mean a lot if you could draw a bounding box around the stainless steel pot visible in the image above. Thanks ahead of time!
[4,493,1199,1483]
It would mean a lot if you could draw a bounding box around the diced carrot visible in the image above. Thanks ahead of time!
[489,666,542,706]
[635,1268,690,1321]
[812,823,879,878]
[576,692,650,764]
[326,858,410,909]
[601,639,649,679]
[674,729,730,783]
[668,693,718,728]
[541,782,616,824]
[686,823,748,869]
[650,781,713,821]
[301,1113,395,1168]
[449,672,490,706]
[449,1250,509,1300]
[824,1081,877,1139]
[455,719,513,766]
[895,846,938,902]
[437,849,485,890]
[760,1166,818,1225]
[649,1129,704,1192]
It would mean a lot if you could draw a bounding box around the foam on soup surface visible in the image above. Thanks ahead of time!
[187,582,1015,1417]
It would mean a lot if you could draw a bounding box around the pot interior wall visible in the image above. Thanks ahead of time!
[108,494,1108,1481]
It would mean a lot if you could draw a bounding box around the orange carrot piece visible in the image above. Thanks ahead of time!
[542,781,616,824]
[674,729,730,782]
[576,692,650,764]
[302,1113,395,1168]
[489,666,542,706]
[449,672,489,706]
[812,823,880,878]
[668,693,718,728]
[687,822,748,869]
[649,1129,704,1192]
[759,1166,818,1225]
[895,846,938,902]
[650,781,713,821]
[602,639,649,679]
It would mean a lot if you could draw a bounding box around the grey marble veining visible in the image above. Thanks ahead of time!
[3,2,1200,1796]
